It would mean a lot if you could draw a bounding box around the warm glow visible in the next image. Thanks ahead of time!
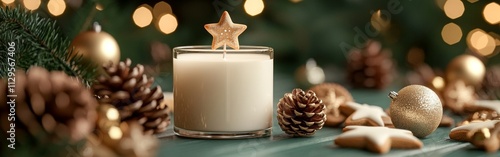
[2,0,15,5]
[101,38,119,58]
[106,108,119,121]
[108,126,123,140]
[290,0,302,3]
[244,0,265,16]
[432,76,445,90]
[158,14,178,34]
[444,0,464,19]
[47,0,66,16]
[436,0,446,10]
[153,1,173,19]
[96,3,103,11]
[133,5,153,28]
[371,10,390,32]
[441,23,462,45]
[23,0,41,11]
[467,29,496,57]
[483,2,500,24]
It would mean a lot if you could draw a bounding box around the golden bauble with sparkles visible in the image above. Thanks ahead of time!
[446,54,485,86]
[69,22,120,66]
[389,85,442,138]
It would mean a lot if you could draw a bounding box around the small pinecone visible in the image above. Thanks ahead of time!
[93,58,170,134]
[277,88,326,136]
[477,66,500,100]
[0,67,97,156]
[346,40,395,89]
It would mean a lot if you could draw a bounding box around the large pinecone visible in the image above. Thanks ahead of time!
[477,66,500,100]
[346,40,395,89]
[0,67,97,156]
[92,59,170,135]
[277,88,326,136]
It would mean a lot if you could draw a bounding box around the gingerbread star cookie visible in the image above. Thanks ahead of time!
[449,120,500,142]
[309,83,353,127]
[340,101,393,127]
[464,100,500,114]
[459,110,500,126]
[334,126,423,154]
[204,11,247,50]
[468,122,500,153]
[443,80,476,114]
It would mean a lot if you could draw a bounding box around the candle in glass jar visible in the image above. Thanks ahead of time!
[173,46,273,138]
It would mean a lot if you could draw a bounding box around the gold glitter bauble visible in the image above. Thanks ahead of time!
[446,54,485,86]
[389,85,442,138]
[69,22,120,66]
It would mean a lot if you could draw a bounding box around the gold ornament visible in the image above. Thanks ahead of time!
[389,85,442,138]
[446,54,485,86]
[69,22,120,66]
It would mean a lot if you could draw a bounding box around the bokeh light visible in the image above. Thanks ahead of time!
[106,108,119,121]
[23,0,41,11]
[244,0,265,16]
[153,1,173,19]
[290,0,302,3]
[2,0,15,5]
[96,3,103,11]
[432,76,445,90]
[467,29,496,57]
[47,0,67,16]
[483,2,500,24]
[133,4,153,28]
[158,14,178,34]
[444,0,464,19]
[109,126,123,140]
[441,23,462,45]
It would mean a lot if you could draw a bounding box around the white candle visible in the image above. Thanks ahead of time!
[173,46,273,136]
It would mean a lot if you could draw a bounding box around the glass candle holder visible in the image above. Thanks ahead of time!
[173,45,273,139]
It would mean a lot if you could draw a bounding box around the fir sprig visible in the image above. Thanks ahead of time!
[0,7,97,85]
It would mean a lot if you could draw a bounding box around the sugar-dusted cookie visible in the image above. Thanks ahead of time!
[464,100,500,113]
[449,120,500,142]
[309,83,353,127]
[334,126,423,154]
[340,102,393,127]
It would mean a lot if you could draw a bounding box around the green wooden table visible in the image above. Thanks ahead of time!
[156,64,499,157]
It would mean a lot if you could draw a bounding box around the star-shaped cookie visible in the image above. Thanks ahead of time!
[340,101,393,127]
[443,80,475,114]
[464,100,500,113]
[309,83,353,127]
[334,126,423,154]
[204,11,247,50]
[449,120,500,142]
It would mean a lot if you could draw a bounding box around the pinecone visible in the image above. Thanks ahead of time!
[477,66,500,100]
[277,88,326,136]
[92,58,170,135]
[346,40,395,89]
[0,67,97,156]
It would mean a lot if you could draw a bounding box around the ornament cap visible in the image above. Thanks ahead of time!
[388,91,398,100]
[93,22,101,32]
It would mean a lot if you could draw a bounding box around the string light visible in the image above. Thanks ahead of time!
[467,29,496,57]
[133,4,153,28]
[441,23,462,45]
[153,1,172,19]
[23,0,41,11]
[443,0,464,19]
[483,2,500,24]
[244,0,264,16]
[47,0,66,16]
[2,0,14,5]
[158,14,178,34]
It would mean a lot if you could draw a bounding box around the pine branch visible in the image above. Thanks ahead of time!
[0,6,97,86]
